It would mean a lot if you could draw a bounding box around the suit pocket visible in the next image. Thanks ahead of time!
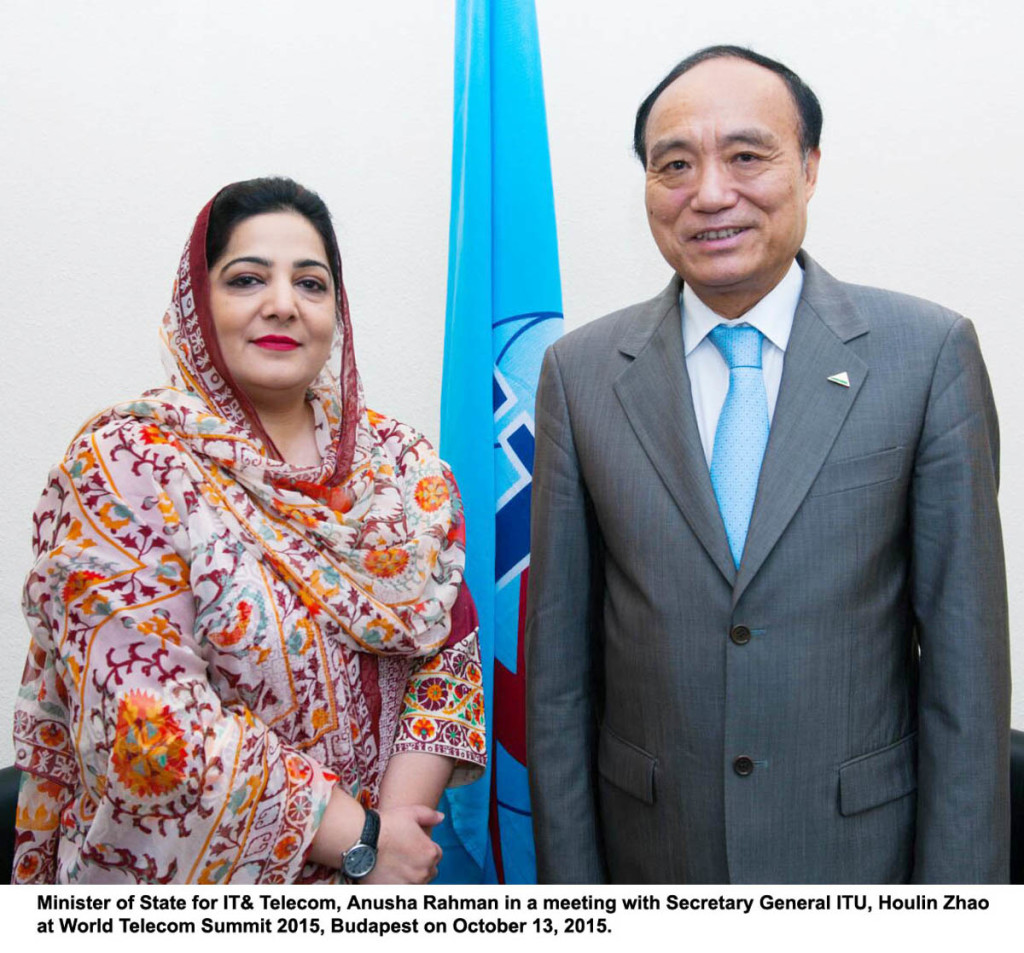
[838,731,917,816]
[808,446,904,498]
[598,726,657,804]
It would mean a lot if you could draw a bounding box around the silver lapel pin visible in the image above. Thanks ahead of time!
[827,371,851,388]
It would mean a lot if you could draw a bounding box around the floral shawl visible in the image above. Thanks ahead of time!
[150,192,466,654]
[11,190,485,883]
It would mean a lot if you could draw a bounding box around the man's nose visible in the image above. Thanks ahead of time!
[691,161,737,212]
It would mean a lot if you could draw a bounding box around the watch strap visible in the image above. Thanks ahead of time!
[360,807,381,849]
[340,807,380,880]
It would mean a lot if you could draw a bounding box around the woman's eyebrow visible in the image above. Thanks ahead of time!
[218,255,271,275]
[294,259,330,273]
[218,256,330,275]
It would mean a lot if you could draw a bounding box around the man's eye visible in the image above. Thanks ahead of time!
[665,160,689,172]
[735,153,759,163]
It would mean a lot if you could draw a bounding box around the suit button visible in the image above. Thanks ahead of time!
[733,756,754,777]
[730,625,751,645]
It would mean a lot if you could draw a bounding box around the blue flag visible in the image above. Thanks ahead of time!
[436,0,563,884]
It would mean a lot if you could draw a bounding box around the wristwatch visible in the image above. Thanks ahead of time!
[341,808,380,880]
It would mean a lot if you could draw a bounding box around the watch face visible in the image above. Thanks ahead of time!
[344,844,377,879]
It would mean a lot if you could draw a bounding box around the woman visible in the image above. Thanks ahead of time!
[12,178,485,884]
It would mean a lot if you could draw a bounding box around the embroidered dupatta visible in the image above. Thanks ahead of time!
[108,192,467,656]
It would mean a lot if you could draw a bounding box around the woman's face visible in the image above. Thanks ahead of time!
[208,210,336,415]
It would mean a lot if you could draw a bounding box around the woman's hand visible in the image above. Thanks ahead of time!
[361,805,444,884]
[307,752,454,882]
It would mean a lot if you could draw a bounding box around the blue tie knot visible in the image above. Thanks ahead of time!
[709,324,763,369]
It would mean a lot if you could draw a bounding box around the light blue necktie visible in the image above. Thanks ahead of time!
[708,324,769,568]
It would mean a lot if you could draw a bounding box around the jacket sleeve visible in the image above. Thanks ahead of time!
[910,317,1011,883]
[525,346,607,883]
[12,425,336,884]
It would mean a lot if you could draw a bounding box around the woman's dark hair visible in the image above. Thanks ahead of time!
[205,176,341,289]
[633,45,823,167]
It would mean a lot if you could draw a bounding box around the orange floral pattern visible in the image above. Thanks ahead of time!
[61,570,105,605]
[414,475,449,512]
[110,691,188,798]
[364,547,410,578]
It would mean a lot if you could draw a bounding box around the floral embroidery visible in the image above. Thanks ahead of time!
[416,678,448,711]
[140,424,170,445]
[98,501,133,532]
[61,570,105,605]
[395,638,485,782]
[410,718,436,741]
[364,547,410,578]
[414,475,449,512]
[208,601,254,648]
[363,617,396,645]
[15,854,41,880]
[110,691,188,798]
[38,724,65,748]
[273,834,299,860]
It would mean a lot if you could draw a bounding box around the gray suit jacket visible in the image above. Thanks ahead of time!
[525,252,1010,884]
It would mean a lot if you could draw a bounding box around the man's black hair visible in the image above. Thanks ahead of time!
[633,45,822,166]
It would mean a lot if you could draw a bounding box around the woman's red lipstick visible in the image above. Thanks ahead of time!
[253,335,300,351]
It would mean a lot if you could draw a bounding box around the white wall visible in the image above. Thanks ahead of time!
[0,0,1020,768]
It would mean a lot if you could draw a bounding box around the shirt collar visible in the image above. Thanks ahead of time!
[680,259,804,357]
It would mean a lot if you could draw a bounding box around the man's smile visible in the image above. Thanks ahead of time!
[691,226,749,241]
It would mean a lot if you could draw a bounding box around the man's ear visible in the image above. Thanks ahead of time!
[804,147,821,200]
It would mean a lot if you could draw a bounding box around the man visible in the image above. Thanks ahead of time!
[525,45,1010,884]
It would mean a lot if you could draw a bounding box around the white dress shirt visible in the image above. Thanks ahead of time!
[681,260,804,466]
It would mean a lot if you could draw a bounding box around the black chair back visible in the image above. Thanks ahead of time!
[0,765,21,883]
[1011,728,1024,884]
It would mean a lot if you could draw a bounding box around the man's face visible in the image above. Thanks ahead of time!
[644,57,819,318]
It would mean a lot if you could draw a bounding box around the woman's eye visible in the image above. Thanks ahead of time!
[227,275,260,288]
[298,278,328,293]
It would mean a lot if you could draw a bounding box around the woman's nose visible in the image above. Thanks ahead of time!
[261,278,298,321]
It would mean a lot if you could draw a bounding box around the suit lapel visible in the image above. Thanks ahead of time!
[614,279,736,585]
[733,253,869,604]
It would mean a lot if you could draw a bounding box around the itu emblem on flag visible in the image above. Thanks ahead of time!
[492,310,562,593]
[489,308,561,882]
